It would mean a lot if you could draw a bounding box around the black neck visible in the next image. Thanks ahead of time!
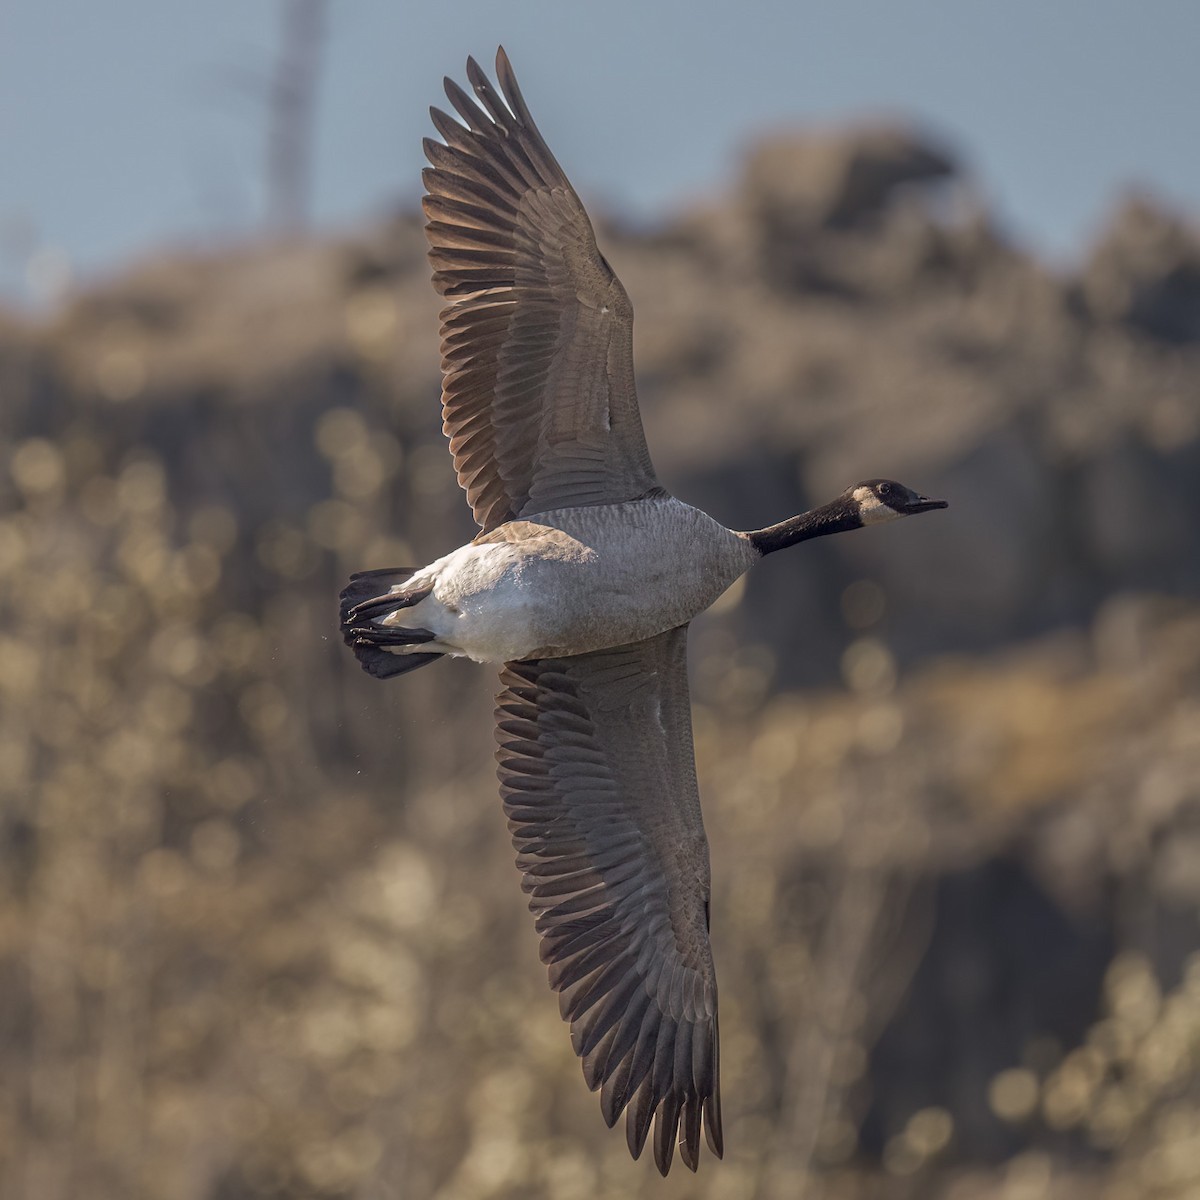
[746,500,862,556]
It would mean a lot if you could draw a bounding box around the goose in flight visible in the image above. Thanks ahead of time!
[340,48,947,1175]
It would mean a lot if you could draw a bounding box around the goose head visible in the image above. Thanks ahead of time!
[845,479,948,526]
[746,479,947,554]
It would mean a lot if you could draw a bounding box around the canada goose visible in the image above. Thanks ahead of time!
[339,48,947,1175]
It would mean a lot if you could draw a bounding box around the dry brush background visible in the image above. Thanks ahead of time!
[2,127,1200,1199]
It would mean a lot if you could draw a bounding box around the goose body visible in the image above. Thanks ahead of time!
[380,495,757,662]
[340,49,947,1176]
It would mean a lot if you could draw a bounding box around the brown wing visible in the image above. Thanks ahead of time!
[423,48,659,532]
[495,627,721,1175]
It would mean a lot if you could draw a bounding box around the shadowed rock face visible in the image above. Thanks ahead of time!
[1080,195,1200,343]
[2,126,1200,1199]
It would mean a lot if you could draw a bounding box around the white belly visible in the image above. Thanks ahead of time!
[380,496,758,664]
[389,542,557,662]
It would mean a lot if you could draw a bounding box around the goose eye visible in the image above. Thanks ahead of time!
[877,482,892,497]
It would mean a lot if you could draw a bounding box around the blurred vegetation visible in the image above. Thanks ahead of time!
[2,129,1200,1199]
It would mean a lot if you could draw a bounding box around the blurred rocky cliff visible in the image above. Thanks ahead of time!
[2,127,1200,1200]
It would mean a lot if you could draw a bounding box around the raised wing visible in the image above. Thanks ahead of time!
[423,48,659,533]
[495,627,721,1175]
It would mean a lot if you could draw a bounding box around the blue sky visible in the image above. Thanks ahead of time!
[1,1,1197,305]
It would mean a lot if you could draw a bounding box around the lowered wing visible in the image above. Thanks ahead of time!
[495,627,721,1174]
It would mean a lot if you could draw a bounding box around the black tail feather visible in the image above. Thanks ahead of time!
[351,626,436,646]
[350,645,442,680]
[339,567,421,619]
[345,589,433,624]
[339,566,442,681]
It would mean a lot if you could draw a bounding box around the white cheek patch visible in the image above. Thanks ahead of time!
[851,486,901,525]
